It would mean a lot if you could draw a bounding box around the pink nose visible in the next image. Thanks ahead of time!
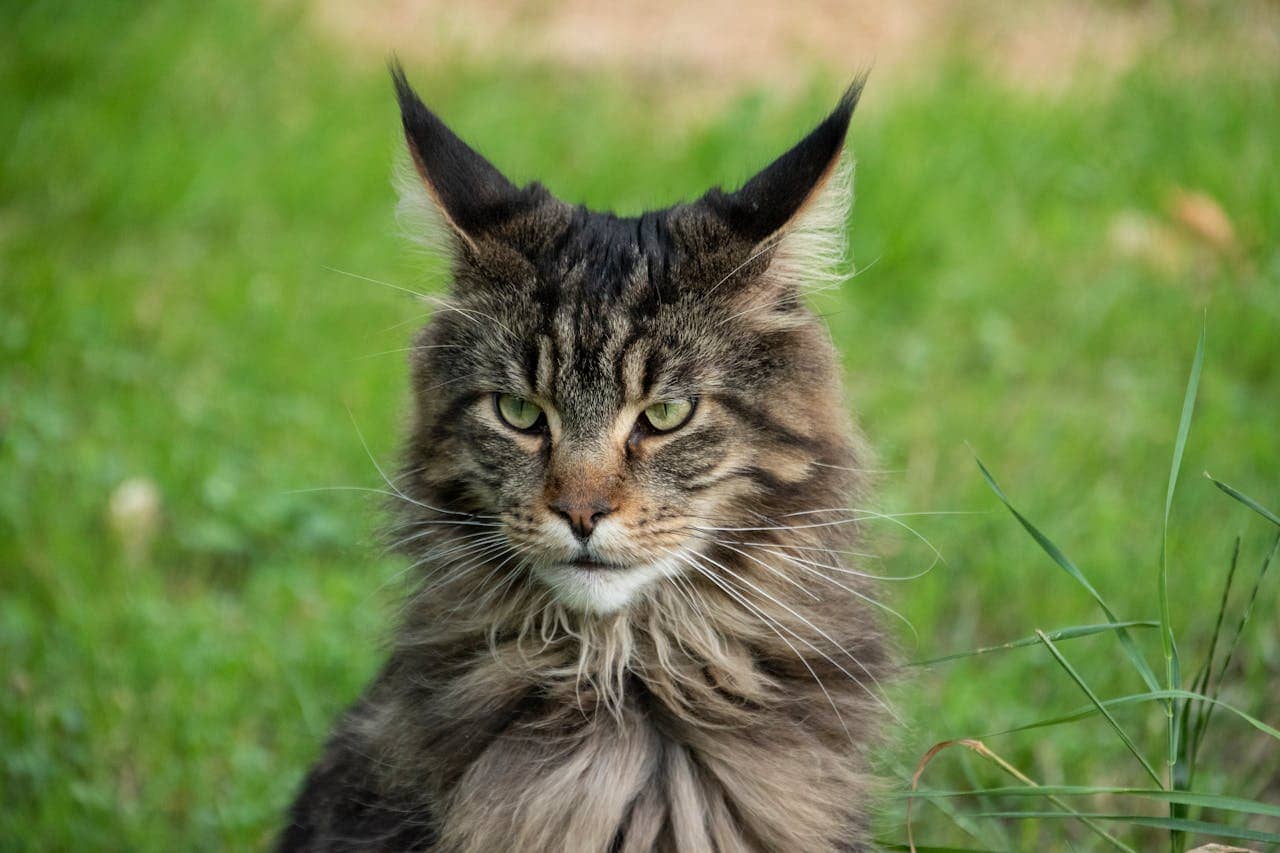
[549,496,615,541]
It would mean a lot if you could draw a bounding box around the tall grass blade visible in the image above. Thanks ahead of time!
[985,689,1280,742]
[911,621,1159,667]
[968,813,1280,845]
[1185,536,1241,784]
[1206,474,1280,528]
[973,457,1161,692]
[1035,631,1163,786]
[1192,532,1280,766]
[1160,323,1203,847]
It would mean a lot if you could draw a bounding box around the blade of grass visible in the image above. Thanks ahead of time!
[968,813,1280,846]
[910,621,1159,667]
[1184,535,1241,786]
[1206,474,1280,528]
[880,840,998,845]
[907,739,1135,853]
[985,689,1280,742]
[900,786,1280,818]
[1035,630,1163,787]
[973,456,1161,692]
[1192,531,1280,766]
[1160,323,1203,848]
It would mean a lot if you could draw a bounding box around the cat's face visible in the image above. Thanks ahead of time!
[392,67,863,614]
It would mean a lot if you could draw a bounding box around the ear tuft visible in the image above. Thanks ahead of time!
[769,152,854,294]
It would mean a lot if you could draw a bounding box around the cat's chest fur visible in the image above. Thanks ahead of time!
[345,621,879,853]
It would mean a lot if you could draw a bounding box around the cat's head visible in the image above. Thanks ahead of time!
[391,66,867,616]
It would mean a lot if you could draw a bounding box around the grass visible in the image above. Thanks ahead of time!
[901,342,1280,848]
[3,1,1278,849]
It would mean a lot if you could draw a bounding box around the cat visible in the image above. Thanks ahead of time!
[279,63,894,852]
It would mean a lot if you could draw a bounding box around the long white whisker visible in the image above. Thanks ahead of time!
[323,265,518,340]
[668,550,855,744]
[290,486,500,525]
[323,265,430,299]
[681,548,901,724]
[365,535,513,609]
[355,344,465,361]
[343,408,488,520]
[721,542,919,644]
[727,539,934,581]
[703,234,785,298]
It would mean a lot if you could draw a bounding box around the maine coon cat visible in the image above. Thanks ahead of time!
[280,64,893,852]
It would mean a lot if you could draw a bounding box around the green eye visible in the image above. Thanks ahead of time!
[495,394,544,431]
[642,398,694,432]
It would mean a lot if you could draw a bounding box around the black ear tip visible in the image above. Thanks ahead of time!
[829,72,869,136]
[388,57,418,114]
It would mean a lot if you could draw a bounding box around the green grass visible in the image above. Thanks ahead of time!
[3,1,1278,849]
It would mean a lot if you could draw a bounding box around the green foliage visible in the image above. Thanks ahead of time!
[3,0,1278,849]
[907,337,1278,849]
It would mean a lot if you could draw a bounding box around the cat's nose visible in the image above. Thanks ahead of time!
[549,496,616,542]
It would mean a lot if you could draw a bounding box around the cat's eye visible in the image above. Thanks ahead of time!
[642,398,695,433]
[495,394,545,432]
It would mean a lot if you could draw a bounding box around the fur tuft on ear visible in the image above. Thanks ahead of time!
[768,152,854,294]
[393,150,454,261]
[697,78,865,294]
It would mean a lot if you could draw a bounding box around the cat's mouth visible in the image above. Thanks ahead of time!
[567,556,629,572]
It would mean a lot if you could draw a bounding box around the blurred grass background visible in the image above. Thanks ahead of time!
[2,0,1278,848]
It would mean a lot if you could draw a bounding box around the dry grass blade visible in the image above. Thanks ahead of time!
[906,738,1135,853]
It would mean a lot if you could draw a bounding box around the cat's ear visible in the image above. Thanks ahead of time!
[391,62,552,252]
[698,79,864,292]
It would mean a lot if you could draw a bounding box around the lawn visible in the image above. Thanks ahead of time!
[3,1,1278,849]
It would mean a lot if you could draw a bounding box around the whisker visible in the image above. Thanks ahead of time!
[703,233,785,298]
[721,542,920,644]
[724,539,934,582]
[323,264,430,299]
[355,344,465,361]
[343,408,490,520]
[810,461,904,475]
[668,549,856,744]
[323,265,517,340]
[682,548,901,723]
[288,485,499,524]
[777,508,979,519]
